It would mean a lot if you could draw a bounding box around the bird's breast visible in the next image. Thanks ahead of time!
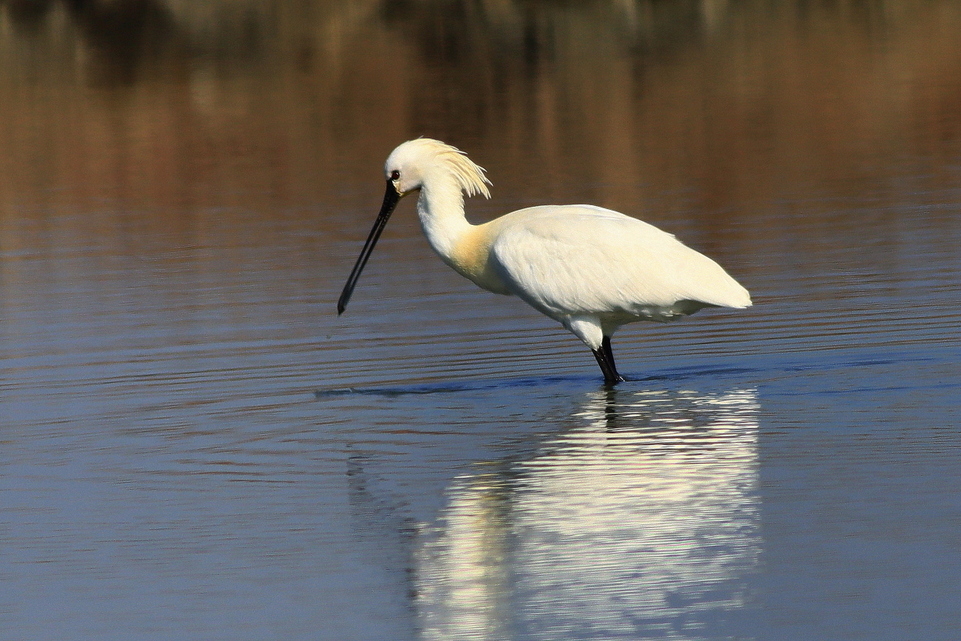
[446,226,513,296]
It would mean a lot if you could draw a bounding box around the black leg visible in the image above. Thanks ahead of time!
[601,336,618,373]
[592,336,625,385]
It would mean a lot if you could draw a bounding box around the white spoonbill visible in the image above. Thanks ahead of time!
[338,138,751,384]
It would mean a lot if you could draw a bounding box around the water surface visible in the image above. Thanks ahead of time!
[1,1,960,639]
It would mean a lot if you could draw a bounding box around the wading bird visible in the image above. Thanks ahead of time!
[338,139,751,384]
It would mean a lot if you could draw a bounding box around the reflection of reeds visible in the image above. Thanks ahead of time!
[1,0,960,263]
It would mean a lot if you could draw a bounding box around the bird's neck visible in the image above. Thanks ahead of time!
[416,181,474,262]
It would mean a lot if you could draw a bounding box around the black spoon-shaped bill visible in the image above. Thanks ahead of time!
[337,180,402,315]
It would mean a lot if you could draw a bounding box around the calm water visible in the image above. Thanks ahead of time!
[2,1,961,639]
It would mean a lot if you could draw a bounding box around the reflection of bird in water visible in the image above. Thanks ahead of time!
[415,388,761,640]
[338,139,752,384]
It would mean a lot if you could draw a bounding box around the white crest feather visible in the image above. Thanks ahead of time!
[410,138,492,199]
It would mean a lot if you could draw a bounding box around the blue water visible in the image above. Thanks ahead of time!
[2,195,959,640]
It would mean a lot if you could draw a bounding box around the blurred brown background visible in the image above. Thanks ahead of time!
[2,0,959,254]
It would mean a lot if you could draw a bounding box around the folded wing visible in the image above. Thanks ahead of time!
[489,206,751,323]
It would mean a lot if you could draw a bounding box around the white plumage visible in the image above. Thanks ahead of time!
[338,138,751,384]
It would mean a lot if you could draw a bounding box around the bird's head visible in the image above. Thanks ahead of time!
[384,138,491,199]
[337,139,490,315]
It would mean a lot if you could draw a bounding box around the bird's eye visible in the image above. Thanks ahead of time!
[390,170,400,181]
